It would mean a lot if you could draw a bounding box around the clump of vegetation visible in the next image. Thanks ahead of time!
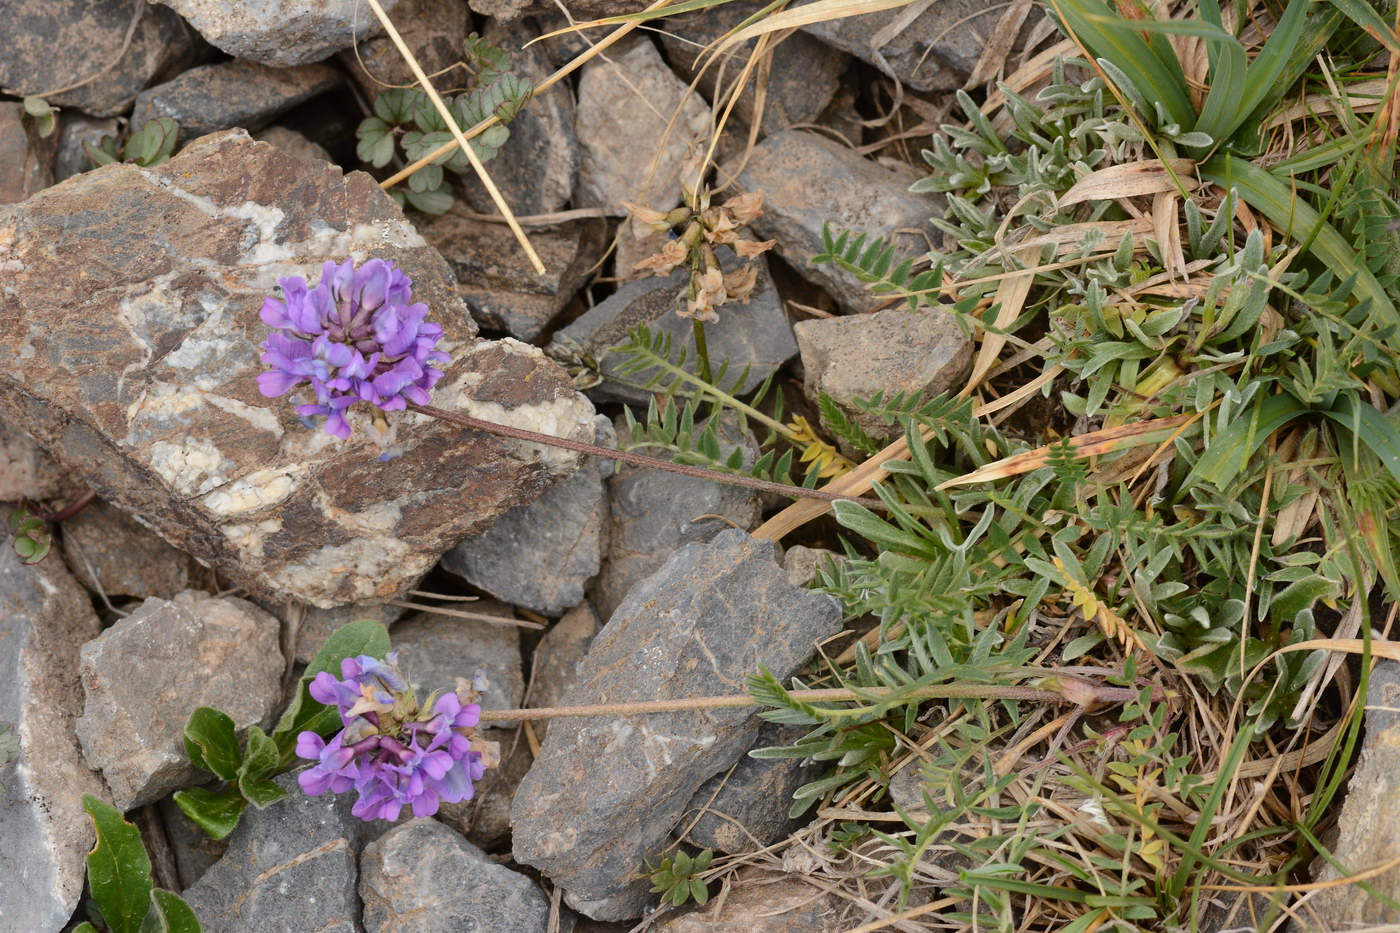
[86,117,181,168]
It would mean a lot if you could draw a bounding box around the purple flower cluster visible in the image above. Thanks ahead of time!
[257,258,450,439]
[296,653,489,821]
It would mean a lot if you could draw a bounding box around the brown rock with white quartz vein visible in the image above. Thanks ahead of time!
[0,130,595,607]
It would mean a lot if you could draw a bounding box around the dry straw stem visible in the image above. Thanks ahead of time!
[364,0,546,273]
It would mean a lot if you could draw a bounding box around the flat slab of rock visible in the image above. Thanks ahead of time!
[362,820,551,933]
[153,0,401,66]
[727,130,939,313]
[76,590,283,810]
[0,537,108,932]
[0,0,200,117]
[0,130,595,608]
[131,60,344,142]
[60,498,198,600]
[511,529,841,920]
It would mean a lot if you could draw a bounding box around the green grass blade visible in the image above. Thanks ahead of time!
[1234,0,1311,128]
[1322,0,1400,51]
[1322,393,1400,487]
[1182,393,1308,491]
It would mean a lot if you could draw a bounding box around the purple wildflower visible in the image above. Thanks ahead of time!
[295,654,494,822]
[257,258,450,439]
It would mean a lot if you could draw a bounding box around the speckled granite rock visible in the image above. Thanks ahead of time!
[511,530,842,920]
[0,129,595,608]
[152,0,402,66]
[60,498,198,600]
[0,534,109,933]
[130,59,343,142]
[76,590,283,809]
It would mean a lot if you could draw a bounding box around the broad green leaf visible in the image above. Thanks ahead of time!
[173,786,247,841]
[82,795,154,933]
[74,925,100,933]
[237,726,286,808]
[373,88,422,124]
[355,117,396,167]
[403,185,455,215]
[146,891,201,933]
[305,619,392,679]
[182,707,242,781]
[831,500,938,559]
[240,777,290,809]
[1322,393,1400,487]
[1231,0,1311,145]
[1182,393,1307,490]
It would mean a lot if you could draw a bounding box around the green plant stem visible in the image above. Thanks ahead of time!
[408,402,885,508]
[478,676,1169,722]
[692,318,713,385]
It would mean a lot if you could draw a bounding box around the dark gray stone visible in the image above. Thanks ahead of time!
[0,532,108,932]
[153,0,402,67]
[361,819,550,933]
[658,0,848,136]
[591,417,762,623]
[0,0,201,117]
[253,126,334,165]
[60,498,199,600]
[796,307,972,445]
[437,726,531,850]
[529,602,601,742]
[53,112,119,183]
[158,794,229,890]
[181,772,388,932]
[511,529,843,920]
[391,604,524,713]
[0,129,597,608]
[131,59,343,142]
[679,722,821,854]
[549,254,795,406]
[443,417,611,616]
[802,0,1044,92]
[575,38,710,212]
[460,19,579,217]
[727,130,940,313]
[76,590,283,809]
[471,0,646,21]
[339,0,471,98]
[419,212,606,341]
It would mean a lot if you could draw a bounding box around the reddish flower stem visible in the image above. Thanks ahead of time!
[408,403,888,509]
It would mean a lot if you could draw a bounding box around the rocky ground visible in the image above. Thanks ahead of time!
[2,1,1395,931]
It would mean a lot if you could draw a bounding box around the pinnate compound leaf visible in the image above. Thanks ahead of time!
[82,794,154,933]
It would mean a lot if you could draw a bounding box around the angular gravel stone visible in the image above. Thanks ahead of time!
[650,870,845,932]
[254,125,335,165]
[575,38,711,212]
[158,795,229,890]
[339,0,471,97]
[0,536,108,933]
[390,603,524,713]
[0,102,52,205]
[511,529,842,920]
[728,130,939,313]
[460,19,579,217]
[549,255,795,406]
[591,418,761,623]
[181,772,389,932]
[529,602,601,742]
[153,0,403,67]
[131,60,343,142]
[443,417,611,616]
[0,416,73,501]
[361,819,551,933]
[679,722,822,854]
[0,0,201,117]
[53,113,120,184]
[471,0,645,20]
[438,725,532,850]
[420,212,606,341]
[0,130,596,608]
[60,498,198,600]
[796,307,973,443]
[783,545,844,588]
[76,590,283,809]
[291,599,408,664]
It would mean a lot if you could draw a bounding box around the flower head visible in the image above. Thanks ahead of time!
[257,258,450,439]
[296,654,496,822]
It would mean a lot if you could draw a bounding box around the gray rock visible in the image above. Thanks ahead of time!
[511,529,842,920]
[361,819,551,932]
[658,1,848,136]
[0,0,201,117]
[391,604,524,713]
[253,125,335,165]
[575,38,711,212]
[419,212,606,341]
[529,602,601,741]
[783,545,844,588]
[292,600,408,664]
[0,416,74,501]
[181,772,387,932]
[53,113,119,183]
[153,0,402,67]
[549,254,795,406]
[0,101,52,205]
[131,59,343,142]
[1303,660,1400,923]
[679,721,821,854]
[0,531,109,932]
[728,130,940,313]
[339,0,471,97]
[803,0,1042,92]
[591,418,762,623]
[796,307,972,444]
[437,726,532,850]
[443,417,611,616]
[0,129,596,608]
[158,795,229,889]
[471,0,646,21]
[60,498,198,600]
[460,19,579,216]
[76,590,283,810]
[650,870,845,932]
